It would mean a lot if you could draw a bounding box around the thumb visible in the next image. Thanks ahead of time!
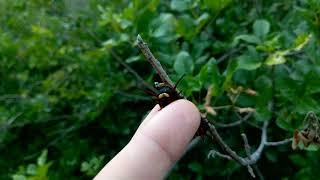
[95,99,201,180]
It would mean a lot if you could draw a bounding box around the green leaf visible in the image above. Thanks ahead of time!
[175,14,196,40]
[290,154,308,167]
[265,50,289,66]
[196,13,210,32]
[232,34,261,46]
[26,164,37,175]
[150,13,176,41]
[295,97,320,114]
[198,58,221,95]
[222,59,238,89]
[305,69,320,95]
[202,0,231,12]
[37,149,48,166]
[31,25,54,38]
[102,39,118,49]
[174,51,194,75]
[12,175,27,180]
[237,55,262,70]
[255,107,272,122]
[170,0,192,12]
[147,0,160,11]
[188,162,203,173]
[276,115,294,131]
[292,33,312,51]
[179,75,202,96]
[256,35,281,52]
[253,19,270,38]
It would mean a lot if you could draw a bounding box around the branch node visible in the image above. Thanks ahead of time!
[208,150,232,160]
[241,133,252,160]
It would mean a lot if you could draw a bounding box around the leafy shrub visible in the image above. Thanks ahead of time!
[1,0,320,179]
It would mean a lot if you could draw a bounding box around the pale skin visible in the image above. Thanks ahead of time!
[94,99,201,180]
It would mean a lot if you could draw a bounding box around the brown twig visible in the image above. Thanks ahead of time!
[136,35,175,88]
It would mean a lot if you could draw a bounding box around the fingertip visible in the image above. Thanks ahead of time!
[95,100,201,180]
[138,99,201,162]
[137,104,161,131]
[168,99,201,129]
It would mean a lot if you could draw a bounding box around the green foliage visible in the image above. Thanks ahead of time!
[12,150,51,180]
[1,0,320,179]
[80,155,105,176]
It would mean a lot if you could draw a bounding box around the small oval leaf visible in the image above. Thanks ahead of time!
[174,51,194,75]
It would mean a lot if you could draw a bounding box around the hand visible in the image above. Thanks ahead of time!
[94,99,201,180]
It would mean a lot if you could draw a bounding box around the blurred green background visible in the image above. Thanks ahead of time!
[1,0,320,179]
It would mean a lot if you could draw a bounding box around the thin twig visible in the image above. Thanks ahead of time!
[109,49,156,92]
[241,133,256,178]
[207,150,232,160]
[217,46,243,64]
[213,105,232,110]
[116,91,151,101]
[207,122,247,165]
[241,133,252,159]
[235,112,261,129]
[214,112,252,128]
[253,165,264,180]
[265,138,292,146]
[136,35,175,88]
[247,165,256,178]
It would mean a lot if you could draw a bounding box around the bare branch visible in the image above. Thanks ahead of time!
[214,112,252,128]
[208,150,232,160]
[241,133,252,159]
[213,105,232,110]
[265,138,292,146]
[136,35,175,88]
[245,121,268,164]
[207,120,268,166]
[207,122,248,165]
[247,165,256,178]
[241,133,256,178]
[235,113,261,129]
